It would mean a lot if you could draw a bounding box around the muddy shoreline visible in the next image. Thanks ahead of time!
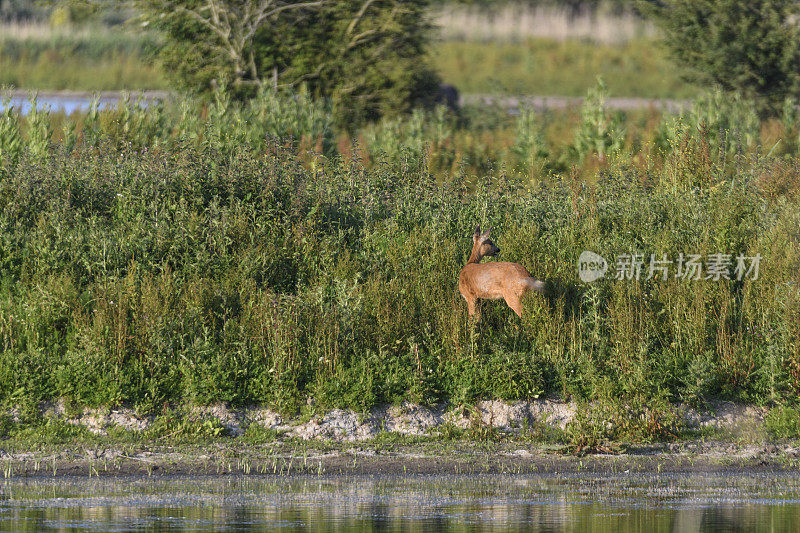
[2,398,796,478]
[4,440,800,479]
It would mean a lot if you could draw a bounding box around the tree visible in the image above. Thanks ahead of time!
[0,0,48,21]
[137,0,441,127]
[281,1,441,127]
[639,0,800,116]
[136,0,323,91]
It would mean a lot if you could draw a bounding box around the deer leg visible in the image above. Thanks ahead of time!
[469,300,482,323]
[505,295,524,318]
[465,296,477,318]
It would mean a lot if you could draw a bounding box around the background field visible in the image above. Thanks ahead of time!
[432,39,695,98]
[0,24,166,91]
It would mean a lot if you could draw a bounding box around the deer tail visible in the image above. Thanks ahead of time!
[526,278,546,293]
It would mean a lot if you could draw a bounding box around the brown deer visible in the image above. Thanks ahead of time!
[459,226,546,319]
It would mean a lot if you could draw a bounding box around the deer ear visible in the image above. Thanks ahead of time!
[473,226,481,240]
[482,226,492,238]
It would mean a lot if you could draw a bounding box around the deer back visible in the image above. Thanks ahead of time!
[459,261,533,299]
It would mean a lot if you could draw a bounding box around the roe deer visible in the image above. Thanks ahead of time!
[459,226,546,319]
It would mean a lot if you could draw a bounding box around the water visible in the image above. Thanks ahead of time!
[1,474,799,531]
[0,93,162,115]
[1,93,683,116]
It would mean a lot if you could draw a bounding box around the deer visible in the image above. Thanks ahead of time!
[459,226,546,319]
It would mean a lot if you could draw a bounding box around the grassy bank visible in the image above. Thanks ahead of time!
[1,88,799,446]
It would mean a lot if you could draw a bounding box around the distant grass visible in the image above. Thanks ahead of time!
[0,54,167,91]
[431,38,699,99]
[0,25,167,91]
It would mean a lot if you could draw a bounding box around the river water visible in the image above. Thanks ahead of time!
[0,93,162,115]
[0,473,799,531]
[1,93,687,116]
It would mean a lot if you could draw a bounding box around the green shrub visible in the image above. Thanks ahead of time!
[683,89,759,156]
[765,405,800,439]
[641,0,800,115]
[512,107,551,180]
[0,95,22,167]
[0,138,797,416]
[568,77,625,163]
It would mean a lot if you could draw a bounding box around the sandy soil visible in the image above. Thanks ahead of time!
[41,398,768,441]
[2,398,797,478]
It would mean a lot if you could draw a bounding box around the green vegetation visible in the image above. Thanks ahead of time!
[766,406,800,440]
[641,0,800,115]
[432,38,696,98]
[0,24,698,99]
[2,0,800,445]
[0,86,799,446]
[136,0,440,126]
[0,27,167,91]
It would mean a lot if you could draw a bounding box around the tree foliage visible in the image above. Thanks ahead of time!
[0,0,46,21]
[136,0,441,127]
[639,0,800,116]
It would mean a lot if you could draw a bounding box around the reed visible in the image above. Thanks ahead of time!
[434,3,656,44]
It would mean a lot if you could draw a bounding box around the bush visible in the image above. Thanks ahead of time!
[512,107,551,180]
[655,89,760,157]
[568,77,625,163]
[640,0,800,115]
[138,0,440,127]
[766,405,800,439]
[0,137,798,414]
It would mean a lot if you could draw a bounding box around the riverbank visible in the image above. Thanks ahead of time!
[27,398,771,442]
[1,398,798,478]
[2,95,799,465]
[4,438,800,478]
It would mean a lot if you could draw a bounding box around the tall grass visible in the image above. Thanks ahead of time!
[0,87,798,431]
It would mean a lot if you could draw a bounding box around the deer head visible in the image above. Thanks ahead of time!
[468,226,500,264]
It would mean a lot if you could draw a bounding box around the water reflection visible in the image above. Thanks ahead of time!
[0,474,799,531]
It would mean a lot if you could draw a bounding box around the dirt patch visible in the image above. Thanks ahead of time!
[289,410,380,442]
[21,398,777,443]
[680,401,768,431]
[474,399,576,430]
[38,400,150,435]
[191,404,244,436]
[381,403,446,435]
